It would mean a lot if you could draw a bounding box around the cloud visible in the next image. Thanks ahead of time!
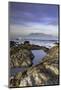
[9,2,58,40]
[10,22,58,39]
[10,2,58,25]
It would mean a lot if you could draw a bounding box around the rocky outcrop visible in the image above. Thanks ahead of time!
[10,41,49,68]
[9,45,59,87]
[10,49,34,68]
[10,41,16,47]
[18,43,49,52]
[10,41,49,55]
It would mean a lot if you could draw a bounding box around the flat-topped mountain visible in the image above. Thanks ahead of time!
[17,33,58,41]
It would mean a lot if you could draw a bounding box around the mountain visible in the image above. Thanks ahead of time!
[29,33,51,36]
[23,33,58,40]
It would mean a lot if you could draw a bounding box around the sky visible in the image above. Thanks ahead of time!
[9,2,59,39]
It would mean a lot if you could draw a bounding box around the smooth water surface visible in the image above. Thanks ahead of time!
[32,50,46,65]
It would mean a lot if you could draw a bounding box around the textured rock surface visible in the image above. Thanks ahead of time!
[9,45,59,87]
[10,49,34,68]
[10,41,49,68]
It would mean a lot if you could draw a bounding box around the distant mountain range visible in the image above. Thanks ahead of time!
[18,33,58,41]
[29,33,55,37]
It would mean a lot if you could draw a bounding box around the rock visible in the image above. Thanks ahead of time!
[10,49,34,68]
[54,42,59,46]
[9,45,59,87]
[10,41,49,55]
[10,41,16,47]
[18,42,49,52]
[10,41,49,68]
[24,41,30,45]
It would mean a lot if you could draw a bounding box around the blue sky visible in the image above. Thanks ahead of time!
[9,2,59,39]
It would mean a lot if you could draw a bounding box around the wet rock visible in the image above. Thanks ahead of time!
[9,45,59,87]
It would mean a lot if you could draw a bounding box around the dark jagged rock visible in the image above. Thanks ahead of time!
[9,45,59,87]
[24,41,30,45]
[54,42,59,46]
[10,41,16,47]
